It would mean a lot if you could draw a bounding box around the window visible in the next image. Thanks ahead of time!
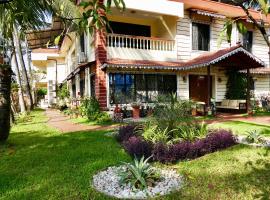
[243,31,253,52]
[192,22,210,51]
[80,71,85,97]
[72,79,76,98]
[109,73,177,104]
[90,75,95,97]
[80,33,85,53]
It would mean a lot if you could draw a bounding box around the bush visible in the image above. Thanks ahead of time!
[95,112,112,124]
[123,136,152,158]
[80,97,100,120]
[116,125,137,143]
[152,94,194,131]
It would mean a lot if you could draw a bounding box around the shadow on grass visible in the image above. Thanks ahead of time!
[0,128,130,200]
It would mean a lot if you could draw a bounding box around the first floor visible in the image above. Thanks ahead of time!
[67,65,270,112]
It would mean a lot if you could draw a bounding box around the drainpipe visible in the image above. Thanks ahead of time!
[48,59,58,102]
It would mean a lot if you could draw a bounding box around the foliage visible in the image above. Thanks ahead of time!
[246,130,265,144]
[79,97,100,120]
[152,94,194,131]
[16,111,31,123]
[57,84,69,100]
[225,70,248,100]
[137,123,174,144]
[95,112,112,124]
[116,124,137,143]
[174,122,208,142]
[119,156,160,190]
[123,136,153,159]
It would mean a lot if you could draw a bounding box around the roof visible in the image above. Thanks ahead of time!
[103,45,265,71]
[171,0,270,23]
[26,18,64,49]
[66,61,96,81]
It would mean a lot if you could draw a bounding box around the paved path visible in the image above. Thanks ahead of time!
[45,109,118,133]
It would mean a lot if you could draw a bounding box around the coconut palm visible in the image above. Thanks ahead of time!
[0,0,125,141]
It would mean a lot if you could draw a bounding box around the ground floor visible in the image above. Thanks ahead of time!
[1,109,269,199]
[67,66,270,112]
[66,45,270,113]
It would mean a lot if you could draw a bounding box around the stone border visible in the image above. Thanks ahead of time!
[236,135,270,147]
[92,165,182,199]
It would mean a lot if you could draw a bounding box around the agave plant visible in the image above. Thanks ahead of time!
[246,130,265,144]
[119,156,161,190]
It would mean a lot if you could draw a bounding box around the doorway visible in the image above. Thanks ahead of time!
[189,75,213,103]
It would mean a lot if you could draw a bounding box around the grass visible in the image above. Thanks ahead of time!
[210,121,270,137]
[1,110,270,200]
[70,116,118,126]
[0,110,130,200]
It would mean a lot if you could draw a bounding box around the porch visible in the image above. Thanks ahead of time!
[102,45,266,116]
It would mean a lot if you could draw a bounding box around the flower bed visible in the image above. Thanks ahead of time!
[92,165,182,199]
[117,125,237,163]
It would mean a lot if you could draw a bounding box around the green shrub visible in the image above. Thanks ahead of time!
[152,94,194,131]
[119,156,160,190]
[246,130,265,144]
[80,97,100,120]
[95,112,112,124]
[174,122,208,142]
[57,83,70,100]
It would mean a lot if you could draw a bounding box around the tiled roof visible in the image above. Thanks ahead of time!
[173,0,270,22]
[104,45,265,71]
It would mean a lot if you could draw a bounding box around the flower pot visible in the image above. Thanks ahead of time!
[132,105,140,119]
[191,108,197,116]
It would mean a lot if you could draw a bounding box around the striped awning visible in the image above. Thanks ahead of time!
[190,9,226,19]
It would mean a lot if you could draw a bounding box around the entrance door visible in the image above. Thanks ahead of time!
[189,75,212,103]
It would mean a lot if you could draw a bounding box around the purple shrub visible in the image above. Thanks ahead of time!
[123,136,152,158]
[171,141,191,160]
[116,125,137,142]
[152,143,175,163]
[204,129,236,152]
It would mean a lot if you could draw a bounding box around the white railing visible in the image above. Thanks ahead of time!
[107,34,175,51]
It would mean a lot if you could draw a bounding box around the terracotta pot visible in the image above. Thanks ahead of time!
[191,108,197,116]
[132,106,140,119]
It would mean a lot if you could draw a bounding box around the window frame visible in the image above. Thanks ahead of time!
[192,22,211,51]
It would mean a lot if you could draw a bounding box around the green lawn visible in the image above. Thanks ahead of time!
[210,121,270,137]
[1,110,270,200]
[70,116,118,126]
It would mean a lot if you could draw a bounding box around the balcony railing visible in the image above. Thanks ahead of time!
[107,34,175,51]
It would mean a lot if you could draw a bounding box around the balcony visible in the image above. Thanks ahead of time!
[106,34,177,62]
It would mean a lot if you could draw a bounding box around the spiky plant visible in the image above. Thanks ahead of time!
[119,156,161,190]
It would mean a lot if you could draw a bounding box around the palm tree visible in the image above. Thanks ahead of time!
[0,0,125,141]
[0,64,11,141]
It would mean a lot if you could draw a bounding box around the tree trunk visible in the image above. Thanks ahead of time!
[25,37,35,105]
[0,65,11,141]
[12,51,26,113]
[13,25,34,110]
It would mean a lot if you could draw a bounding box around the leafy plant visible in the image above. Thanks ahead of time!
[119,156,160,190]
[79,97,100,120]
[246,130,265,144]
[152,94,194,131]
[175,122,208,142]
[57,84,69,100]
[123,136,152,158]
[143,126,174,144]
[116,124,137,142]
[95,112,112,124]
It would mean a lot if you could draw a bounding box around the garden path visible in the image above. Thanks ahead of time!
[45,109,118,133]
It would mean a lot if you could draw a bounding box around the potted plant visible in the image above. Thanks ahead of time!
[131,102,141,119]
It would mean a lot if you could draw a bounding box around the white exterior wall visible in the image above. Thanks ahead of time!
[253,75,270,97]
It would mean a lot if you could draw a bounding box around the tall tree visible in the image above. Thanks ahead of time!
[13,25,34,110]
[11,48,26,113]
